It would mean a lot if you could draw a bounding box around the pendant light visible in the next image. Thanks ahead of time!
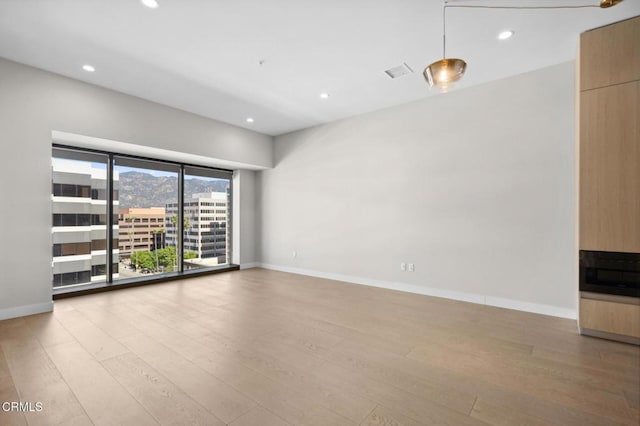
[600,0,623,7]
[424,2,465,91]
[424,0,624,91]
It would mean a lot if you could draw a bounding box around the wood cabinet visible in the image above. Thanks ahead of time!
[580,297,640,340]
[579,16,640,253]
[578,17,640,344]
[580,16,640,91]
[579,81,640,252]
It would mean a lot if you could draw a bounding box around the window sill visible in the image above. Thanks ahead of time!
[52,264,240,299]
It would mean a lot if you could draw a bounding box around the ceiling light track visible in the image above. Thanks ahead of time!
[424,0,623,91]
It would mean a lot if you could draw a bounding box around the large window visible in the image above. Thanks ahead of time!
[114,157,180,281]
[52,146,233,292]
[182,166,231,271]
[51,148,113,287]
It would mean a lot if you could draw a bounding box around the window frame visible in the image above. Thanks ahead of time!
[52,144,234,295]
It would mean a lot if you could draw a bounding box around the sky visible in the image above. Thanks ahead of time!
[53,158,224,181]
[115,165,177,178]
[115,166,222,181]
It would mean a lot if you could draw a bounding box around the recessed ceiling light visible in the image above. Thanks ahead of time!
[82,64,95,72]
[498,30,514,40]
[319,92,330,99]
[141,0,159,9]
[246,117,254,123]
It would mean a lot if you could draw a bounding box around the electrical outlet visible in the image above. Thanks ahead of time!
[408,263,415,272]
[292,250,297,258]
[400,262,406,271]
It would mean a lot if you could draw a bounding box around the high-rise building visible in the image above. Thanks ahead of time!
[166,191,229,267]
[51,158,119,287]
[118,207,166,257]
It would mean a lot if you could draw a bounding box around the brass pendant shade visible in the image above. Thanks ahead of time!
[423,58,467,90]
[600,0,623,7]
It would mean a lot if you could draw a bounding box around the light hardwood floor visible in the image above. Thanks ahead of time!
[1,268,639,425]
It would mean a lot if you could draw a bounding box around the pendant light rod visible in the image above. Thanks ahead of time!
[442,2,447,58]
[442,0,625,12]
[441,0,608,48]
[444,4,600,10]
[440,0,603,54]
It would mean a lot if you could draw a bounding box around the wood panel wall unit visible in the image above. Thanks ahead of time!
[579,81,640,252]
[579,16,640,253]
[580,298,640,340]
[580,15,640,91]
[578,17,640,345]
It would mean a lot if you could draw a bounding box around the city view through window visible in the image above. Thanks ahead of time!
[51,150,113,287]
[52,147,231,289]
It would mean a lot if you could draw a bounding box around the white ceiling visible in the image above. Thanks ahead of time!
[0,0,638,136]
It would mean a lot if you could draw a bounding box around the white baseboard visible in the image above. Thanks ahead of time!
[0,301,53,321]
[484,296,576,319]
[240,262,260,270]
[258,263,577,320]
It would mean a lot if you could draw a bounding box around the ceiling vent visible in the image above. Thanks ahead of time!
[384,63,414,79]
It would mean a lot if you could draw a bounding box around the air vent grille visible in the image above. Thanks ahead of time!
[384,63,414,79]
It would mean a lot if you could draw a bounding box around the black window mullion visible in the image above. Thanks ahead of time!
[228,174,233,265]
[106,153,114,284]
[178,165,184,272]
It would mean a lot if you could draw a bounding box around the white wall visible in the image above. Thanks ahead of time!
[232,169,258,267]
[0,58,272,319]
[258,61,577,318]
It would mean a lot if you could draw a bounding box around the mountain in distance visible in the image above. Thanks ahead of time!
[118,171,229,209]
